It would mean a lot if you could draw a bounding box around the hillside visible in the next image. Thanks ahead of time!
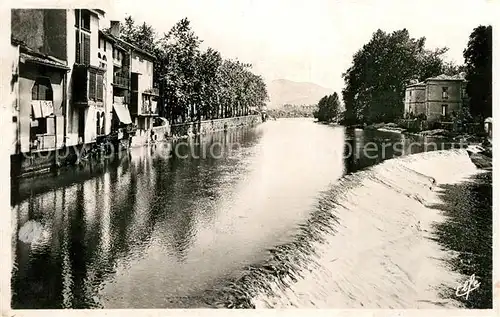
[266,79,335,109]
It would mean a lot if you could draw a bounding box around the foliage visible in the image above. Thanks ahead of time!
[267,104,317,118]
[342,29,452,125]
[313,92,341,122]
[464,25,492,120]
[119,16,269,123]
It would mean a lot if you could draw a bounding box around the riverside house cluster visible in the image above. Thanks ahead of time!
[9,9,168,177]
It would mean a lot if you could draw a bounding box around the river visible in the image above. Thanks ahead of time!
[10,118,492,309]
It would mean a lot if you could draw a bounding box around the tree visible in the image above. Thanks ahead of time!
[314,92,341,122]
[442,61,466,76]
[342,29,451,125]
[157,18,202,123]
[464,25,492,120]
[120,17,156,52]
[198,48,223,119]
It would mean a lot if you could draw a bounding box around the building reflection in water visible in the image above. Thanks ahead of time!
[11,126,263,308]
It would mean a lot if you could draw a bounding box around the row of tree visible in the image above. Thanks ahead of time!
[268,104,317,119]
[340,26,491,125]
[119,17,269,123]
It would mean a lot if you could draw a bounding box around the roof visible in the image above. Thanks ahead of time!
[406,82,426,88]
[484,117,493,123]
[90,9,106,16]
[99,30,156,60]
[17,42,70,71]
[425,74,465,81]
[20,53,70,70]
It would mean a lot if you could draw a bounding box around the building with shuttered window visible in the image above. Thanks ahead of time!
[10,8,161,176]
[10,8,119,176]
[100,21,159,148]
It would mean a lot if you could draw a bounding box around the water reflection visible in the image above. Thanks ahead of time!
[11,119,462,308]
[343,128,463,174]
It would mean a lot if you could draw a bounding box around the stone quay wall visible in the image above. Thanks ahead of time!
[170,115,262,138]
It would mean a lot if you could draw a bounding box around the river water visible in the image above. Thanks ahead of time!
[10,118,492,309]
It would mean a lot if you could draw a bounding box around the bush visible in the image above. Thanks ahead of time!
[416,113,427,121]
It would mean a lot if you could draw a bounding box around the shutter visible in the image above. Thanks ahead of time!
[96,73,103,101]
[83,33,91,65]
[124,90,130,105]
[89,71,96,100]
[75,9,80,27]
[75,30,81,64]
[96,111,100,135]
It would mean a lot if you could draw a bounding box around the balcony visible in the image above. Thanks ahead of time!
[139,99,158,117]
[73,64,105,107]
[143,87,159,96]
[113,74,130,89]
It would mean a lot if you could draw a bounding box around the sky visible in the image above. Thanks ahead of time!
[103,0,493,93]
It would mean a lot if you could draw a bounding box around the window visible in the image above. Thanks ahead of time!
[32,77,53,100]
[75,9,91,32]
[442,104,448,116]
[31,78,52,137]
[442,87,448,99]
[81,10,91,31]
[89,71,96,100]
[83,33,90,65]
[75,31,91,65]
[89,71,104,102]
[409,90,412,97]
[96,73,103,100]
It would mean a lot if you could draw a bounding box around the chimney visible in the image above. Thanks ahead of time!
[110,21,120,37]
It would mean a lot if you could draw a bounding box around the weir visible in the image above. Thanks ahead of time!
[205,149,482,309]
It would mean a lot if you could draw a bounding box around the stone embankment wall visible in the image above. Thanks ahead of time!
[130,125,170,148]
[12,115,262,177]
[170,115,262,138]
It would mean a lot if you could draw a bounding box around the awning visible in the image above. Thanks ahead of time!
[113,103,132,124]
[31,100,43,118]
[20,52,70,71]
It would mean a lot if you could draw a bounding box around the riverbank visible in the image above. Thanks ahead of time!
[169,115,262,140]
[354,122,493,169]
[11,115,263,179]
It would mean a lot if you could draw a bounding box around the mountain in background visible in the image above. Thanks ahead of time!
[266,79,336,109]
